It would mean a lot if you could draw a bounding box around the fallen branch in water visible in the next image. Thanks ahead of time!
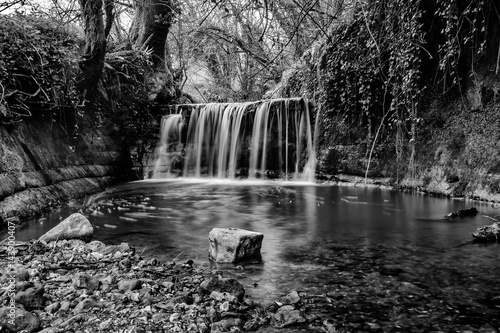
[482,215,499,222]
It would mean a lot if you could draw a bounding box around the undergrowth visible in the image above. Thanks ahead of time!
[280,0,500,192]
[0,15,80,123]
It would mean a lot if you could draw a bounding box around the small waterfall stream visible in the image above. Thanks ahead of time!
[151,97,316,181]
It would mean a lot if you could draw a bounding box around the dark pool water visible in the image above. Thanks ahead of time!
[4,179,500,330]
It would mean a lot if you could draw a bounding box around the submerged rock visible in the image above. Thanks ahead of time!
[199,276,245,301]
[208,227,263,263]
[257,186,296,197]
[38,213,93,243]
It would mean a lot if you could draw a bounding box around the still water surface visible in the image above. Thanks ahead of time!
[6,179,500,304]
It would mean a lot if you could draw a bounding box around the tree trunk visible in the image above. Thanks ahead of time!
[77,0,107,101]
[130,0,176,102]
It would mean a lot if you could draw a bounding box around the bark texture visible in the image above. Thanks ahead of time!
[77,0,107,100]
[130,0,176,102]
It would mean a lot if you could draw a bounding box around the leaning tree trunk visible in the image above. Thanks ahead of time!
[77,0,107,101]
[130,0,176,103]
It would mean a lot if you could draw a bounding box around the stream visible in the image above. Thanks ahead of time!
[4,179,500,331]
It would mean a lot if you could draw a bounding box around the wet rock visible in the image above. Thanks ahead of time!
[118,279,142,292]
[380,264,405,276]
[279,290,301,305]
[169,295,194,306]
[211,318,244,332]
[101,243,133,255]
[14,267,30,282]
[0,306,41,333]
[15,283,44,309]
[210,290,239,304]
[38,328,60,333]
[208,228,263,263]
[206,306,221,323]
[199,276,245,301]
[45,301,60,314]
[86,240,106,252]
[272,305,307,328]
[90,252,104,260]
[446,207,478,218]
[73,298,98,314]
[38,213,93,243]
[162,281,175,292]
[257,186,296,197]
[99,318,113,330]
[472,222,500,242]
[58,301,70,313]
[72,273,100,291]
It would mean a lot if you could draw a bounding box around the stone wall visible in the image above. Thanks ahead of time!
[0,117,133,227]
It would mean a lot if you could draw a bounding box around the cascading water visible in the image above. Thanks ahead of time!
[151,113,184,178]
[151,98,316,181]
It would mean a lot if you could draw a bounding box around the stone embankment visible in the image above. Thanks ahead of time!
[0,119,133,227]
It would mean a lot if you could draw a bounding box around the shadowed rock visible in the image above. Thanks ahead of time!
[446,207,478,218]
[15,283,45,309]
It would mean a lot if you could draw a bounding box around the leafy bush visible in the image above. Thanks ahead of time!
[0,15,80,123]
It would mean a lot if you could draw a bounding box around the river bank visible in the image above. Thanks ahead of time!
[322,174,500,209]
[0,237,327,333]
[1,234,499,333]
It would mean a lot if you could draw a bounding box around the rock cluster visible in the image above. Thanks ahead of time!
[0,239,322,332]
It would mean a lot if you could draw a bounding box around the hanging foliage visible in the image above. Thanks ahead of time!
[283,0,499,177]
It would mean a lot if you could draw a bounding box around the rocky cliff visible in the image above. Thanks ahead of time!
[0,117,133,227]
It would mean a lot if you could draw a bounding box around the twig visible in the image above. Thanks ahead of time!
[170,251,184,263]
[357,0,380,54]
[482,215,499,222]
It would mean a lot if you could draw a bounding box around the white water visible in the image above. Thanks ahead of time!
[152,113,184,178]
[151,98,316,181]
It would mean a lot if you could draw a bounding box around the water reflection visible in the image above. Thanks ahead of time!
[4,179,500,303]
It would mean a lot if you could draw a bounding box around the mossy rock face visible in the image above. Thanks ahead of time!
[0,118,132,225]
[0,140,24,173]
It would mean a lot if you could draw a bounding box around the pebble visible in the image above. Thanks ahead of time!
[0,239,317,332]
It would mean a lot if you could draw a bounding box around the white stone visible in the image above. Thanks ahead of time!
[208,228,263,263]
[39,213,93,243]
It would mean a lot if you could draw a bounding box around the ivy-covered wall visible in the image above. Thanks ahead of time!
[277,0,500,200]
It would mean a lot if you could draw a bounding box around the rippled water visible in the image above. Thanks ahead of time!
[5,179,500,307]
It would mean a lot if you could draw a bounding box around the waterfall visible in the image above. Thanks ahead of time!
[151,98,316,181]
[151,113,184,178]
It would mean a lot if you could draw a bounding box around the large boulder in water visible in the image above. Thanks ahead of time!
[208,228,263,263]
[39,213,93,243]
